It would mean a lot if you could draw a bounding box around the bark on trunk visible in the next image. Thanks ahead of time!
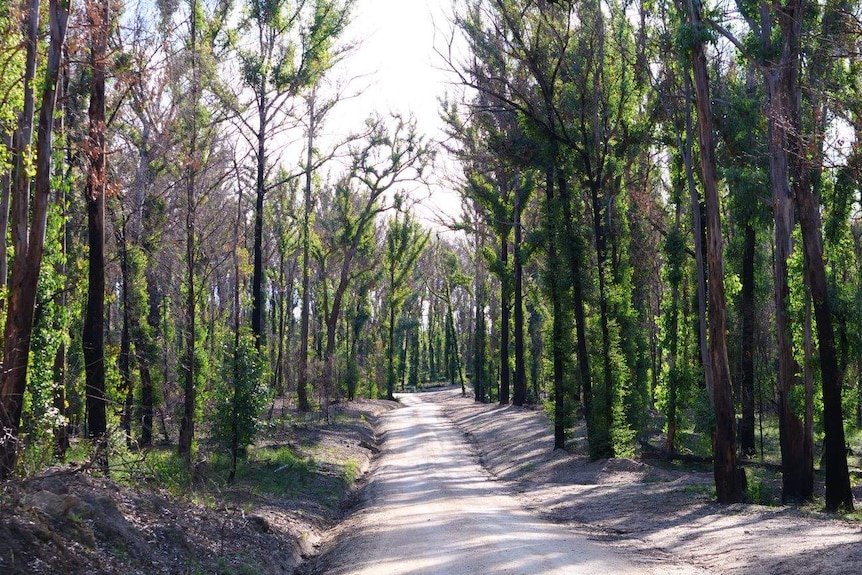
[178,0,199,463]
[499,231,510,405]
[0,0,69,478]
[512,184,527,406]
[297,100,314,412]
[83,0,109,450]
[739,224,756,456]
[546,165,566,450]
[685,0,743,503]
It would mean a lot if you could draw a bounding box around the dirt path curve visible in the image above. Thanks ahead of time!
[304,393,707,575]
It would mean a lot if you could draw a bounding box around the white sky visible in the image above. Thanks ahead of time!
[325,0,464,228]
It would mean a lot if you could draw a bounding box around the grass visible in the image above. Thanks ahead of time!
[743,466,782,506]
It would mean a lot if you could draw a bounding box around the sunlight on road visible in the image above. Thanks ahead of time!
[312,392,708,575]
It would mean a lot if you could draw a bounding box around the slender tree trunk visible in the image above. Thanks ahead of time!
[387,287,397,400]
[0,132,11,293]
[474,275,486,403]
[118,224,134,448]
[803,282,815,494]
[665,176,683,452]
[545,164,566,450]
[178,0,199,463]
[739,224,756,456]
[686,0,743,503]
[512,183,527,406]
[0,0,69,478]
[297,99,315,412]
[681,75,713,399]
[588,178,615,457]
[251,100,266,347]
[499,230,510,405]
[138,266,160,447]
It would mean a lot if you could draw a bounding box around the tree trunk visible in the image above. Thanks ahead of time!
[556,169,593,451]
[0,132,11,293]
[83,0,109,454]
[499,231,510,405]
[0,0,69,478]
[739,224,756,456]
[178,0,199,463]
[297,100,315,412]
[589,178,615,458]
[682,75,713,400]
[387,288,397,400]
[474,251,487,403]
[685,0,743,503]
[118,224,133,449]
[512,184,527,406]
[665,172,683,452]
[546,164,566,450]
[251,111,266,347]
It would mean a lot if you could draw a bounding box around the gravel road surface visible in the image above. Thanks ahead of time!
[308,392,707,575]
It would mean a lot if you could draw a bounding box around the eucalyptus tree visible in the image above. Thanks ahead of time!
[318,115,432,399]
[82,0,111,455]
[675,0,744,503]
[0,0,70,478]
[112,10,177,447]
[228,0,352,348]
[710,0,855,510]
[171,0,238,463]
[453,0,649,455]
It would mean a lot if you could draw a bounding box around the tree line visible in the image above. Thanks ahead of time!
[442,0,860,512]
[0,0,456,483]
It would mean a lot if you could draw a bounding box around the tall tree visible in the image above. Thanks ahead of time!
[0,0,70,478]
[679,0,743,503]
[383,210,428,400]
[82,0,110,454]
[231,0,352,348]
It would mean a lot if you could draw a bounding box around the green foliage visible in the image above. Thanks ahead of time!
[212,331,271,453]
[25,206,69,443]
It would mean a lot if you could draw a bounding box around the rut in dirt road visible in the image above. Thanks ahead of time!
[306,392,706,575]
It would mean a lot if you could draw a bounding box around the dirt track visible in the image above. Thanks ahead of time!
[305,392,707,575]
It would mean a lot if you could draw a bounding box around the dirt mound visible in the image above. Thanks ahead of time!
[0,398,398,575]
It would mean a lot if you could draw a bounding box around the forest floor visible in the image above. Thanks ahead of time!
[0,398,397,575]
[304,387,862,575]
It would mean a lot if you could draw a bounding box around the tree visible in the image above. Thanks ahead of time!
[0,0,70,478]
[82,0,110,459]
[383,210,428,400]
[317,113,432,407]
[229,0,352,348]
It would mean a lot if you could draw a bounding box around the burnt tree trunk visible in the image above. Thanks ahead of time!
[739,224,756,456]
[0,0,70,477]
[685,0,743,503]
[512,184,527,406]
[83,0,109,450]
[499,229,510,405]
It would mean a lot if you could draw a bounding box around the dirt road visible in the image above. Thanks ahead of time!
[306,393,707,575]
